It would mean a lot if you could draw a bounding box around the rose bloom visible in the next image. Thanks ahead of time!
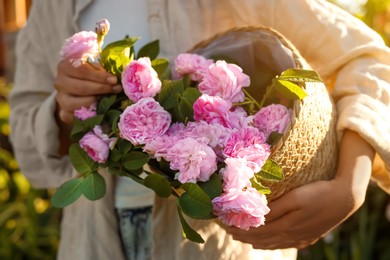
[223,127,271,172]
[183,121,231,160]
[253,104,292,139]
[165,138,217,183]
[122,57,162,102]
[198,60,250,102]
[79,126,112,163]
[118,98,171,146]
[193,94,233,127]
[212,187,270,230]
[173,53,213,81]
[60,31,99,67]
[220,158,254,191]
[143,134,181,160]
[74,103,97,121]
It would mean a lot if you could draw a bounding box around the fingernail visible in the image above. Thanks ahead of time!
[113,85,123,93]
[107,76,117,84]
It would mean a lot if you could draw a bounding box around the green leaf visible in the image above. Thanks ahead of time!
[69,143,97,175]
[118,139,133,154]
[197,173,222,200]
[109,148,122,162]
[179,183,214,219]
[100,37,139,77]
[279,69,323,83]
[70,118,88,140]
[158,80,184,110]
[123,151,149,170]
[82,114,104,129]
[80,173,106,200]
[144,174,172,198]
[273,79,308,100]
[257,158,284,182]
[51,178,83,208]
[250,176,271,195]
[177,204,205,244]
[151,58,169,77]
[106,109,121,129]
[97,95,117,114]
[178,87,202,122]
[137,39,160,60]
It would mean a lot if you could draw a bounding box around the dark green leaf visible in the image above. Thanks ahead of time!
[179,183,214,219]
[158,80,184,110]
[257,158,284,181]
[123,151,149,170]
[69,143,97,175]
[118,139,133,154]
[198,173,222,200]
[279,69,323,83]
[178,87,202,122]
[70,118,87,141]
[80,173,106,200]
[144,174,172,197]
[82,115,104,129]
[106,109,121,129]
[273,79,308,100]
[51,178,83,208]
[137,39,159,60]
[109,148,122,162]
[176,204,205,244]
[151,58,169,77]
[97,95,117,114]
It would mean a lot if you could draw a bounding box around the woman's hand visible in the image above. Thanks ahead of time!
[226,130,375,249]
[54,59,122,124]
[54,60,122,154]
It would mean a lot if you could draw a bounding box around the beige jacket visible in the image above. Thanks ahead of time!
[9,0,390,259]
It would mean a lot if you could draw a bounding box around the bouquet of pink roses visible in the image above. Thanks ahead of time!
[52,19,323,243]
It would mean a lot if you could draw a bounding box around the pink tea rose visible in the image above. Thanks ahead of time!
[122,57,162,102]
[143,134,180,160]
[79,126,112,163]
[118,98,171,146]
[220,158,254,191]
[60,31,99,67]
[223,127,271,172]
[193,94,233,127]
[253,104,292,139]
[173,53,213,81]
[212,187,270,230]
[74,103,97,121]
[198,60,250,102]
[183,121,231,160]
[166,138,217,183]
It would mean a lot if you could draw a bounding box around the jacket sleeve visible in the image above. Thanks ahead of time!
[9,1,76,189]
[269,0,390,192]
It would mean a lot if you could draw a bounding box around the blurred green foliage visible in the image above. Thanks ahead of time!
[0,78,60,260]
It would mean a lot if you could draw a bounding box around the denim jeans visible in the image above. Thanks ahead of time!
[116,206,153,260]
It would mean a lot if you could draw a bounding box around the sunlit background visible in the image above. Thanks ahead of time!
[0,0,389,259]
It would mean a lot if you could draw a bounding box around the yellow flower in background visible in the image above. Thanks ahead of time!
[12,171,30,195]
[0,101,10,119]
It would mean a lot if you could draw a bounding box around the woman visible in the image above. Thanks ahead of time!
[9,0,390,259]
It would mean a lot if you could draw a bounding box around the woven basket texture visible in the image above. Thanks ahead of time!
[189,26,338,201]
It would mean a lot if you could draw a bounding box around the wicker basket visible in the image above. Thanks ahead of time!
[189,26,338,201]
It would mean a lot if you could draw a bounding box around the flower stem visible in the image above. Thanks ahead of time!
[243,88,261,110]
